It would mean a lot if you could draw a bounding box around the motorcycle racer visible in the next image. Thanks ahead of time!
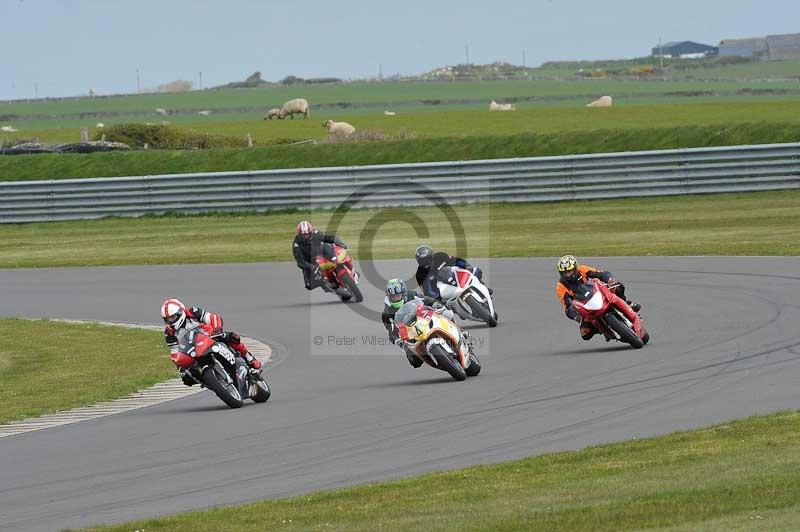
[414,244,487,301]
[161,298,262,386]
[381,278,455,368]
[293,220,348,291]
[555,255,641,341]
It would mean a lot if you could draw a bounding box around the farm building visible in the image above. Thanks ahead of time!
[766,33,800,60]
[718,33,800,60]
[718,37,769,59]
[651,41,717,58]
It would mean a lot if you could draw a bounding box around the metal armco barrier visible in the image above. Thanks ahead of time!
[1,142,798,223]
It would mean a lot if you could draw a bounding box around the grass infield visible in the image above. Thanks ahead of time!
[0,190,798,269]
[73,410,800,531]
[0,319,171,424]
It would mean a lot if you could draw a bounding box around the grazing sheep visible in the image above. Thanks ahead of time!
[264,108,281,120]
[197,110,212,116]
[1,125,19,132]
[155,108,168,115]
[323,119,355,136]
[278,98,310,119]
[384,110,397,116]
[489,100,516,112]
[96,123,105,128]
[586,96,613,108]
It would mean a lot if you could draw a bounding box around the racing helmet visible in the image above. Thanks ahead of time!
[296,220,314,240]
[161,298,187,329]
[415,244,433,268]
[385,278,408,309]
[557,254,580,283]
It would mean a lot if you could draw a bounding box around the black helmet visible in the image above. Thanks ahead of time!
[415,244,433,267]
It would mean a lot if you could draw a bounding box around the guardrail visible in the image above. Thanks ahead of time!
[1,142,798,223]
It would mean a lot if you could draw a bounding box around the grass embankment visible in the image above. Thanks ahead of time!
[2,120,799,181]
[1,190,798,269]
[75,410,800,531]
[0,319,171,424]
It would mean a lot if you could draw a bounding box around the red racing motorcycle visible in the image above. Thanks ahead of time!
[315,243,363,303]
[171,327,270,408]
[572,278,650,349]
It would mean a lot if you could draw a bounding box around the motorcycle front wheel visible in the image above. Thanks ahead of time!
[340,270,363,303]
[202,366,244,408]
[466,294,497,327]
[604,312,644,349]
[429,344,467,381]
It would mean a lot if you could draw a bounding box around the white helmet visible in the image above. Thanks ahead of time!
[161,298,187,329]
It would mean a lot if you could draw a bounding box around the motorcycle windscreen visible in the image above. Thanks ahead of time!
[583,290,605,311]
[395,301,420,326]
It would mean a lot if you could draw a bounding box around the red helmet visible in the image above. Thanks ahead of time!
[296,220,314,240]
[161,298,187,329]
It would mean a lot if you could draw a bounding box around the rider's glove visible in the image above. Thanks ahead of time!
[432,302,446,313]
[393,338,405,348]
[607,276,617,288]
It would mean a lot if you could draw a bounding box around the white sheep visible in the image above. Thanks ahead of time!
[264,108,281,120]
[323,119,355,136]
[489,100,516,112]
[1,125,19,132]
[279,98,310,119]
[586,96,613,108]
[197,110,212,116]
[384,110,397,116]
[96,123,105,128]
[155,108,169,116]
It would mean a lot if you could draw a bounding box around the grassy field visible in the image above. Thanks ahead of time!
[0,319,172,424]
[1,190,798,269]
[2,74,800,136]
[73,409,800,531]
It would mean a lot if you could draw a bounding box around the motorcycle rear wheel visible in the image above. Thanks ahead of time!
[251,377,271,403]
[465,353,481,377]
[604,312,644,349]
[202,367,244,408]
[429,344,467,381]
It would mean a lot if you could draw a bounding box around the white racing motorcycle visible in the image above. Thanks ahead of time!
[436,266,498,327]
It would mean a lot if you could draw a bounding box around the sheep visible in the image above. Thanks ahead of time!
[197,110,212,116]
[384,110,397,116]
[586,96,613,108]
[278,98,310,119]
[155,108,168,115]
[489,100,516,111]
[323,119,355,137]
[96,123,105,128]
[264,108,281,120]
[1,126,19,132]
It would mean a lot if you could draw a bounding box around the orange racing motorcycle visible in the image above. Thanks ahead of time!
[395,300,481,381]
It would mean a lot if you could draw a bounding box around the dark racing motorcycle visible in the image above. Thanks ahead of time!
[170,328,270,408]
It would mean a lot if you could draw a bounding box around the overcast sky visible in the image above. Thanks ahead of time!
[2,0,798,100]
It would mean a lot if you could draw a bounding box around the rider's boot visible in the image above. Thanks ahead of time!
[404,347,423,368]
[230,341,262,371]
[580,323,597,341]
[627,301,642,312]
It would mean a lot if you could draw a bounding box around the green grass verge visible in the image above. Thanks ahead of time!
[0,319,171,424]
[0,190,798,269]
[74,410,800,531]
[2,120,800,181]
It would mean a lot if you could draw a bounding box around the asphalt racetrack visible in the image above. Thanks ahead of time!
[0,257,798,531]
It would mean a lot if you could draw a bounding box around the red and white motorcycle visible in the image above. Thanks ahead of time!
[436,266,498,327]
